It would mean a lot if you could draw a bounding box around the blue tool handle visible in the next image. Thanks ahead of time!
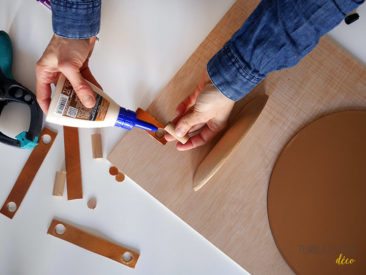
[0,31,13,79]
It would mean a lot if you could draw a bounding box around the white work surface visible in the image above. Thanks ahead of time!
[0,1,365,275]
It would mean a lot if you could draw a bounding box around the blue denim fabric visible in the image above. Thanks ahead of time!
[207,0,364,101]
[51,0,101,39]
[51,0,364,99]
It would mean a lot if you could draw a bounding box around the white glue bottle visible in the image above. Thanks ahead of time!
[46,74,158,131]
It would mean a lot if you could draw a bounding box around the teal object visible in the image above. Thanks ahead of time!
[15,131,39,149]
[0,31,13,79]
[0,30,43,149]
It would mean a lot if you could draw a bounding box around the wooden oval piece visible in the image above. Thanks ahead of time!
[193,95,268,191]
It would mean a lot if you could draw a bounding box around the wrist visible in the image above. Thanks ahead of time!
[205,69,235,105]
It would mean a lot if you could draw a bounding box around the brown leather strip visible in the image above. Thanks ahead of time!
[136,108,167,145]
[47,219,139,268]
[0,128,57,219]
[63,126,82,200]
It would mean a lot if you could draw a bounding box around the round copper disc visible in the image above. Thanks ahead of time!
[116,172,125,182]
[268,111,366,274]
[109,166,119,176]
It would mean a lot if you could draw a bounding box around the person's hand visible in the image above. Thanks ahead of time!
[165,69,235,151]
[36,35,97,113]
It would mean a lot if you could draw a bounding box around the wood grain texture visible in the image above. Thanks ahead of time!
[53,170,66,197]
[91,133,103,159]
[0,128,57,219]
[107,0,366,273]
[47,219,139,268]
[64,126,82,200]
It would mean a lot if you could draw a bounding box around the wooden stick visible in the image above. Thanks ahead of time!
[164,123,189,144]
[53,170,66,196]
[91,133,103,159]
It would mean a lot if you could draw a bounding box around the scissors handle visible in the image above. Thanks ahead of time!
[0,31,13,79]
[0,31,43,149]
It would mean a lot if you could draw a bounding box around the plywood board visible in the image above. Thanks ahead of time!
[108,0,366,273]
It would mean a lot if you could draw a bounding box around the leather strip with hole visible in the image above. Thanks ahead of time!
[0,127,57,219]
[64,126,83,200]
[47,219,139,268]
[136,108,167,145]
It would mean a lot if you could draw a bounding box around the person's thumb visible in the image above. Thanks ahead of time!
[174,111,205,138]
[62,68,96,108]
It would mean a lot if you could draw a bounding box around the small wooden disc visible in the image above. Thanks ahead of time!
[109,166,118,176]
[87,197,97,210]
[116,172,125,182]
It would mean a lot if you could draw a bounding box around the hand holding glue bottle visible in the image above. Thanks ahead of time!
[46,74,158,132]
[36,35,157,132]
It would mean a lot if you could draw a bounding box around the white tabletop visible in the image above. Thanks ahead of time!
[0,1,364,275]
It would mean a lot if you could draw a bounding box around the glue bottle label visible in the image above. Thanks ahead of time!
[54,79,110,121]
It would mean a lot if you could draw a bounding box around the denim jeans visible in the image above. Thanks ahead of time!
[51,0,363,100]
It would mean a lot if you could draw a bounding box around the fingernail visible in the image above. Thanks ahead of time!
[175,127,185,137]
[82,95,95,107]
